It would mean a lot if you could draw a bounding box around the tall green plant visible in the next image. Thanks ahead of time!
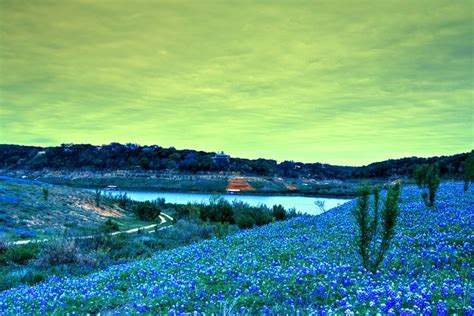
[353,183,400,273]
[42,188,49,201]
[414,163,440,207]
[94,189,102,207]
[463,154,474,192]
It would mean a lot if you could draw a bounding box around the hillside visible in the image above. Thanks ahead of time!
[1,144,471,180]
[1,182,472,314]
[0,176,157,242]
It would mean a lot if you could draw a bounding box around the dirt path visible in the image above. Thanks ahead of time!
[8,212,174,246]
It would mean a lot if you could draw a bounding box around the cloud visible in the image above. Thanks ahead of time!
[0,0,472,165]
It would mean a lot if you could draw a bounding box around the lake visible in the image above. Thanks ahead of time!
[104,190,351,215]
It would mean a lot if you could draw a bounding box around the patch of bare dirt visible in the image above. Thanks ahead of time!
[69,197,123,218]
[226,177,255,191]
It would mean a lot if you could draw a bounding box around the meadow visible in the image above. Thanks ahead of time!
[0,182,472,314]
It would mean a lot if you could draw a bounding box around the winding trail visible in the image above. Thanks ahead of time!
[8,212,174,246]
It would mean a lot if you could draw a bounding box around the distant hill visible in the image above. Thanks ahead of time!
[0,143,471,179]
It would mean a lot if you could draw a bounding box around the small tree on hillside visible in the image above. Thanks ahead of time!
[94,189,102,207]
[353,183,400,273]
[102,219,120,233]
[42,188,49,201]
[463,154,474,192]
[414,163,440,207]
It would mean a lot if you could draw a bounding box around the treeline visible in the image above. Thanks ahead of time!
[0,143,471,179]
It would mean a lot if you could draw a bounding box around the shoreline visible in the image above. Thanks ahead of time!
[79,184,358,199]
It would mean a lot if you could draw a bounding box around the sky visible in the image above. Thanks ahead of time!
[0,0,472,166]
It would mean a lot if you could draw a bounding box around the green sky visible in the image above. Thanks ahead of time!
[0,0,472,165]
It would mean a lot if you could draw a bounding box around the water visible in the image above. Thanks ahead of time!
[104,190,351,215]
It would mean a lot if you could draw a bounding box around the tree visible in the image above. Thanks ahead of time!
[314,200,326,213]
[463,154,474,192]
[132,199,163,221]
[139,157,150,170]
[353,183,400,273]
[414,163,440,207]
[236,214,256,229]
[272,204,286,220]
[42,188,49,201]
[200,197,235,224]
[102,219,119,233]
[94,189,102,207]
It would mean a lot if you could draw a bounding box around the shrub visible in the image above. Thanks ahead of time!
[200,197,235,224]
[108,237,155,260]
[102,219,119,233]
[353,183,400,273]
[414,163,440,207]
[314,200,326,213]
[463,153,474,192]
[0,240,7,253]
[286,208,302,219]
[115,193,131,209]
[5,244,40,264]
[214,222,236,239]
[35,240,83,267]
[272,204,286,220]
[132,199,163,221]
[155,219,214,246]
[42,188,49,201]
[231,201,274,227]
[252,207,273,226]
[23,270,48,285]
[95,189,102,207]
[236,214,256,229]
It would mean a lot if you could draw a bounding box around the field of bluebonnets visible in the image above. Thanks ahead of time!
[0,182,472,314]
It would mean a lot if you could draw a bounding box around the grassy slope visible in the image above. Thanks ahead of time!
[0,182,472,314]
[0,177,152,241]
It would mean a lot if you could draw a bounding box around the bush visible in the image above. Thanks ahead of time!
[353,183,400,273]
[115,193,131,209]
[102,219,119,233]
[133,199,163,221]
[0,268,47,291]
[4,244,40,264]
[272,204,286,220]
[95,189,102,207]
[108,237,155,260]
[414,163,440,207]
[286,208,302,219]
[34,240,90,267]
[236,214,256,229]
[463,153,474,192]
[200,197,235,224]
[155,219,214,246]
[0,240,7,253]
[252,207,273,226]
[213,222,234,239]
[42,188,49,201]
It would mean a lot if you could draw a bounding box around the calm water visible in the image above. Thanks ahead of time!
[104,190,351,215]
